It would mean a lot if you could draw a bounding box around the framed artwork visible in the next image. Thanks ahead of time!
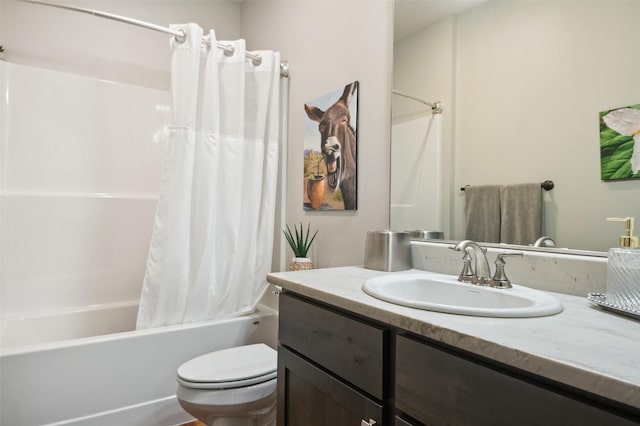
[600,104,640,180]
[303,81,359,210]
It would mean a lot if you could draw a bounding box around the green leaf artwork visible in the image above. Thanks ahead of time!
[599,104,640,181]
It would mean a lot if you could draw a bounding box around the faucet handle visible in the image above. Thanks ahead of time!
[457,248,475,283]
[490,252,523,289]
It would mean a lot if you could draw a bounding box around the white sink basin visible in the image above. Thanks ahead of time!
[362,271,563,318]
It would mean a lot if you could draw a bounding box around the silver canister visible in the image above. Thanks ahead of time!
[364,230,412,272]
[409,230,445,240]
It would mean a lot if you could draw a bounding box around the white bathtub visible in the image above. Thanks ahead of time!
[1,301,140,349]
[0,302,278,426]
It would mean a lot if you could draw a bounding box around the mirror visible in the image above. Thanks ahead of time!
[391,0,640,253]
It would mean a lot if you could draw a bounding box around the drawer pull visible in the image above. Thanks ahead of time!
[360,419,377,426]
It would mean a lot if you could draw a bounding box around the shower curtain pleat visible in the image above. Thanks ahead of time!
[136,25,280,329]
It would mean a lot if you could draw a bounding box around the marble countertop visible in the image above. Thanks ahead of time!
[267,266,640,411]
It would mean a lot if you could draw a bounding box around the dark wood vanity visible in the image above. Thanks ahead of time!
[277,291,640,426]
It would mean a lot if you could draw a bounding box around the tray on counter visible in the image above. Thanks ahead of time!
[587,293,640,320]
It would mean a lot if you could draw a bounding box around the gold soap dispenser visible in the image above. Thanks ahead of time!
[606,217,639,248]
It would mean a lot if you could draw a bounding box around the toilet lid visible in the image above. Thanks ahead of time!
[177,343,277,390]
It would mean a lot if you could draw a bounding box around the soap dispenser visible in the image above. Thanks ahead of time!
[604,217,640,307]
[606,217,639,248]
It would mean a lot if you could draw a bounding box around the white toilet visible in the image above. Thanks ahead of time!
[176,343,278,426]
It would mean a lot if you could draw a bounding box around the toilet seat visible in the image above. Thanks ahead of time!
[177,343,277,390]
[177,376,277,407]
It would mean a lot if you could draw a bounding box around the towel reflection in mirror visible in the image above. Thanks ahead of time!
[463,183,543,246]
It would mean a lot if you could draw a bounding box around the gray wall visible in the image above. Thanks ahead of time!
[242,0,393,268]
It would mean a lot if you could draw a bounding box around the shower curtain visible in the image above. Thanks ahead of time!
[136,24,281,329]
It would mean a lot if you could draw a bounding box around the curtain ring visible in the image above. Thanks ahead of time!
[174,28,187,44]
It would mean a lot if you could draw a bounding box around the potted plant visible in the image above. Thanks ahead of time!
[306,171,326,210]
[283,222,318,271]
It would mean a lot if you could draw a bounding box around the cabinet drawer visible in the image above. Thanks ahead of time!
[396,335,638,426]
[278,346,382,426]
[279,293,385,399]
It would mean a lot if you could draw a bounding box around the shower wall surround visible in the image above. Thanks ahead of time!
[0,61,170,318]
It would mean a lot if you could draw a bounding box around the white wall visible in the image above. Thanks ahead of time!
[394,0,640,252]
[242,0,393,268]
[1,0,242,89]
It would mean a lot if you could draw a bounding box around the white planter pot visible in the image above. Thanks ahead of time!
[289,257,313,271]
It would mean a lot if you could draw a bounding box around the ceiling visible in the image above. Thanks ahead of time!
[394,0,488,41]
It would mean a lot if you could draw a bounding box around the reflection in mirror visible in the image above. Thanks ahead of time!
[391,0,640,252]
[390,90,443,233]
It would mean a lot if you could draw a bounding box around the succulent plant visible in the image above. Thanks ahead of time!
[283,223,318,258]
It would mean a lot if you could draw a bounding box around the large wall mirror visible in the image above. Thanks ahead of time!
[391,0,640,253]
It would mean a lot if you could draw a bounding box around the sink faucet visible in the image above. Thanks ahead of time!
[533,236,556,247]
[453,240,492,285]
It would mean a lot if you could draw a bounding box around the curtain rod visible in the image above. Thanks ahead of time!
[392,90,443,114]
[23,0,290,76]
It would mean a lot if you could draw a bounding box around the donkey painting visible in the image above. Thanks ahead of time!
[304,81,358,210]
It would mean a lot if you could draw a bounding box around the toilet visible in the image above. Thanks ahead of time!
[176,343,278,426]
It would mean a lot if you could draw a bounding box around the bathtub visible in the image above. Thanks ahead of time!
[1,301,140,349]
[0,302,279,426]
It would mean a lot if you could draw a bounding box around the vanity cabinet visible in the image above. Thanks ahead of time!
[277,291,640,426]
[394,416,413,426]
[277,292,387,426]
[395,334,638,426]
[277,347,382,425]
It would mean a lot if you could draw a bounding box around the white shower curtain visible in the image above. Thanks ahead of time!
[136,24,281,329]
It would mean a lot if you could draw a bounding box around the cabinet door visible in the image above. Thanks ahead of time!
[395,416,415,426]
[277,346,382,426]
[396,335,639,426]
[279,292,385,399]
